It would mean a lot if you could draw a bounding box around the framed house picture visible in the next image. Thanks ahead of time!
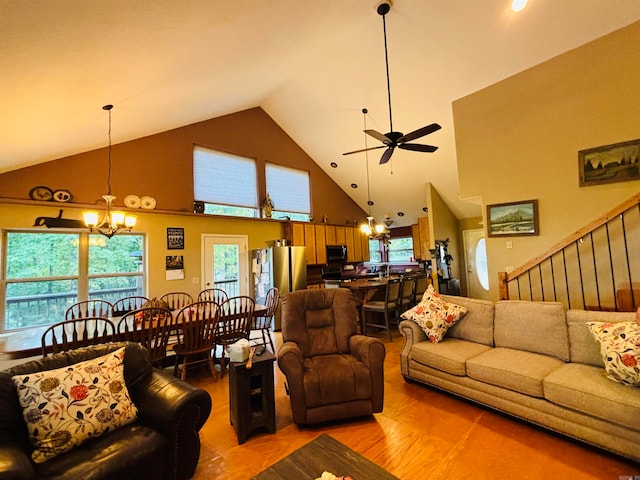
[167,227,184,250]
[486,199,539,237]
[578,138,640,187]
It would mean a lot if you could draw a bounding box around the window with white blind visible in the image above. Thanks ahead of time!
[193,146,258,217]
[265,163,310,221]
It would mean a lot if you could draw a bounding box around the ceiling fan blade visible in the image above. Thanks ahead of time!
[379,147,395,164]
[365,129,391,144]
[398,123,442,143]
[398,143,438,153]
[342,145,387,156]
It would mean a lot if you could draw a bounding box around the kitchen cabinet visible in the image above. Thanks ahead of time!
[284,222,369,265]
[411,216,431,261]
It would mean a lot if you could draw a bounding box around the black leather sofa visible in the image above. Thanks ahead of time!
[0,342,212,480]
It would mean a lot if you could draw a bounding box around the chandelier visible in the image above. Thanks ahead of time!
[83,104,137,238]
[358,108,391,239]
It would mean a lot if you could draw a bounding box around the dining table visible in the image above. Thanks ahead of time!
[0,303,269,361]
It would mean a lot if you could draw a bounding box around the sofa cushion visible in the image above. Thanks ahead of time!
[494,300,569,361]
[586,321,640,386]
[467,347,565,398]
[33,423,168,480]
[544,363,640,430]
[401,286,467,343]
[12,347,138,463]
[442,295,494,346]
[566,309,636,367]
[410,338,491,376]
[302,354,372,407]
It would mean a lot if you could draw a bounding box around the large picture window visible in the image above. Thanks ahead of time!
[2,231,145,332]
[193,146,258,217]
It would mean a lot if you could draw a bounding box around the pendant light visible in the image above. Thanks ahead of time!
[359,108,387,238]
[83,104,137,238]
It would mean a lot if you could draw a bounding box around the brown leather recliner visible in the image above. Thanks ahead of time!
[277,288,386,425]
[0,342,211,480]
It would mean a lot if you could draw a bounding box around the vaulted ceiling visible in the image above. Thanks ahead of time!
[3,0,640,226]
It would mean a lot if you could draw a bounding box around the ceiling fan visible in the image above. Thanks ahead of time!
[343,2,441,165]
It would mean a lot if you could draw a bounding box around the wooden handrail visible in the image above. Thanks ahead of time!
[499,192,640,305]
[507,192,640,280]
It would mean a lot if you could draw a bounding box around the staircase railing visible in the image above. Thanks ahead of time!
[498,193,640,311]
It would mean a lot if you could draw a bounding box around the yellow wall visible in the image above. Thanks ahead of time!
[0,203,282,300]
[453,21,640,300]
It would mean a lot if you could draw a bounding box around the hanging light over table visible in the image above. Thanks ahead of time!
[83,104,137,238]
[358,108,389,239]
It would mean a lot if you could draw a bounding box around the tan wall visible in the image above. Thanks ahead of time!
[0,107,366,224]
[453,21,640,300]
[0,203,283,300]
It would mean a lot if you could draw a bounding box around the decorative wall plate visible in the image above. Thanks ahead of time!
[29,186,53,201]
[124,194,141,208]
[140,196,157,209]
[53,190,72,202]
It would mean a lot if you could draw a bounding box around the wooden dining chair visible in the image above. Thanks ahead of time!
[216,296,255,377]
[173,301,220,381]
[412,274,429,305]
[117,306,175,367]
[41,317,116,357]
[65,299,113,320]
[112,296,150,316]
[160,292,194,311]
[250,287,279,353]
[362,278,401,342]
[398,276,416,314]
[197,288,228,305]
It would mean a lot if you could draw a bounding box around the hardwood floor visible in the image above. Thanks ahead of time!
[186,331,639,479]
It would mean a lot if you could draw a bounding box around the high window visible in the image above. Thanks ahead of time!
[193,145,258,217]
[265,163,310,221]
[2,231,144,332]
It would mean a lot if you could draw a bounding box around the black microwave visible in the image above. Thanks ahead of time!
[326,244,348,262]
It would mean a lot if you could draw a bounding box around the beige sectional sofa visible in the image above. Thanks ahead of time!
[398,295,640,462]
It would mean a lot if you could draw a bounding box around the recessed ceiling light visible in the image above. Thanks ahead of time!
[351,183,358,188]
[422,207,428,212]
[367,200,374,206]
[511,0,527,12]
[330,162,338,168]
[397,212,404,217]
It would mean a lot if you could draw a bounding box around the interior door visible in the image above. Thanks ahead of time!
[463,229,491,300]
[202,234,249,297]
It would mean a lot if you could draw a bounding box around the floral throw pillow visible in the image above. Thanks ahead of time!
[12,347,138,463]
[401,285,467,343]
[586,321,640,386]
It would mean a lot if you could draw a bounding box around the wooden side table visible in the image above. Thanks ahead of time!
[229,350,276,444]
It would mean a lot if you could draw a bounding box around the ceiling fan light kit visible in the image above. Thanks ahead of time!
[343,1,441,165]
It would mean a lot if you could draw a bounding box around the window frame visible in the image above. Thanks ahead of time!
[193,145,259,218]
[1,229,146,333]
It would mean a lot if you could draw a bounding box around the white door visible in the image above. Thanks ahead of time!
[463,229,491,300]
[202,234,249,297]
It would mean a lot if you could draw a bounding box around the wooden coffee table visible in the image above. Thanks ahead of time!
[251,434,398,479]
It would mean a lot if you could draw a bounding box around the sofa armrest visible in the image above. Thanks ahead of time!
[398,319,427,377]
[349,335,386,412]
[277,341,306,424]
[130,369,212,480]
[0,434,36,480]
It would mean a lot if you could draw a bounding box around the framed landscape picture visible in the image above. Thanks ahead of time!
[487,199,539,237]
[579,138,640,187]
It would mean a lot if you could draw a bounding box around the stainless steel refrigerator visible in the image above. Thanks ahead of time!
[252,246,307,330]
